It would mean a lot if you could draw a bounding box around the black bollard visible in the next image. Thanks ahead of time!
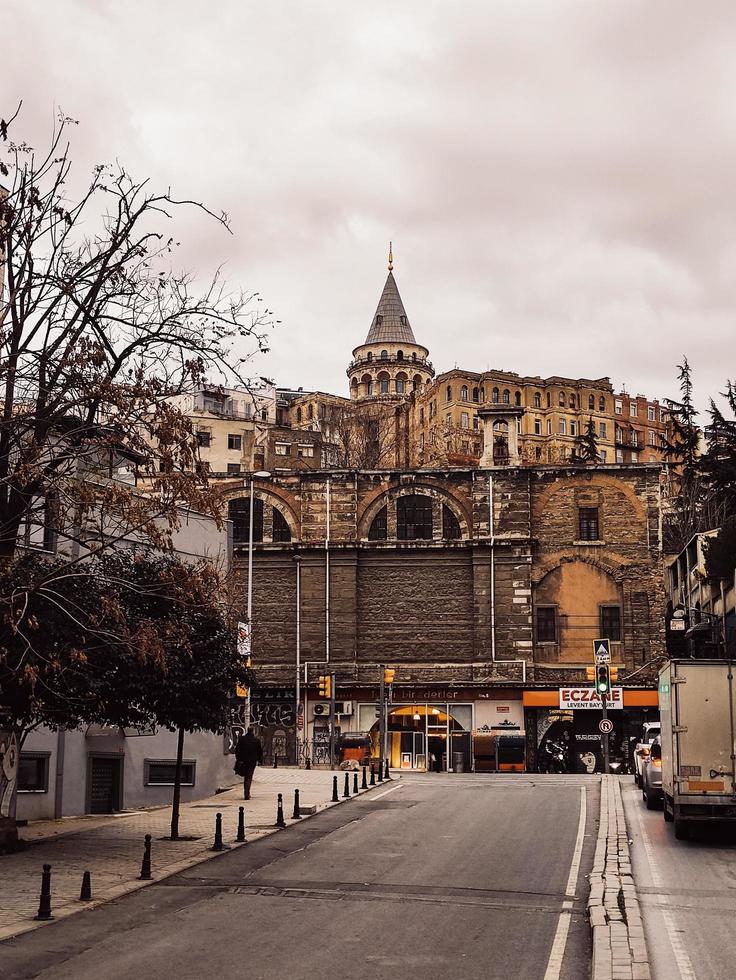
[236,806,247,843]
[353,772,359,795]
[370,764,376,786]
[361,766,368,790]
[276,793,287,828]
[305,757,311,770]
[331,775,339,802]
[385,759,391,780]
[378,761,384,782]
[34,864,53,921]
[212,812,225,851]
[79,870,92,902]
[343,772,350,798]
[292,788,302,819]
[139,834,153,880]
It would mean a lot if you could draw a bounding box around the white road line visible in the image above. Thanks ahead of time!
[365,783,403,801]
[635,801,696,980]
[543,785,587,980]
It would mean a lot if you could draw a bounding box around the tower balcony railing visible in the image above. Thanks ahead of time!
[347,354,434,373]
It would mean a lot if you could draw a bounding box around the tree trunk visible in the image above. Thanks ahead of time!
[169,726,186,840]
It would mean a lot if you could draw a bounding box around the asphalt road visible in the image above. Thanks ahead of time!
[622,777,736,980]
[0,774,598,980]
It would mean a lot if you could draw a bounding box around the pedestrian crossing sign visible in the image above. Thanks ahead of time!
[593,638,611,663]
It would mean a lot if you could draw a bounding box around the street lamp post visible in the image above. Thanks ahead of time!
[245,470,271,728]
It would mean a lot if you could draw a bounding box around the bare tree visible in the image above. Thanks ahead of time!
[326,400,402,469]
[0,105,275,561]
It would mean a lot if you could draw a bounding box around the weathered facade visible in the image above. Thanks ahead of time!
[232,463,664,773]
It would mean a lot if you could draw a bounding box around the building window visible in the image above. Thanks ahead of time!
[558,391,565,407]
[461,385,468,401]
[578,507,600,541]
[261,409,268,422]
[229,497,263,543]
[196,431,211,448]
[367,381,374,396]
[616,449,623,463]
[472,387,479,402]
[589,394,595,409]
[569,394,576,409]
[296,407,302,423]
[515,391,522,407]
[380,350,388,360]
[492,388,499,403]
[442,504,461,540]
[397,494,433,540]
[559,419,567,435]
[547,392,552,408]
[631,451,638,462]
[648,405,656,422]
[536,606,557,643]
[615,399,622,415]
[227,463,241,476]
[275,443,291,456]
[461,412,469,429]
[535,446,542,461]
[446,385,453,401]
[308,404,314,419]
[599,450,607,462]
[648,430,657,447]
[480,387,485,402]
[228,434,242,451]
[145,760,196,786]
[396,379,405,394]
[599,396,606,412]
[380,377,389,394]
[368,505,388,541]
[272,508,291,542]
[18,752,50,793]
[503,389,510,405]
[534,392,542,408]
[366,352,373,362]
[599,422,607,439]
[419,407,424,423]
[600,606,621,642]
[473,415,480,430]
[630,402,638,417]
[446,413,452,428]
[570,421,577,437]
[397,350,404,361]
[547,420,552,435]
[419,432,425,450]
[297,444,314,458]
[534,418,542,435]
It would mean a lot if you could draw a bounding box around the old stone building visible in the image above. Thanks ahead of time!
[233,463,664,774]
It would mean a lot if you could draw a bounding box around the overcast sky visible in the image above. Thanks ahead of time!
[8,1,736,414]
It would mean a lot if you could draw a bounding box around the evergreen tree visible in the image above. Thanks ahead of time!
[573,416,599,463]
[664,357,700,472]
[701,381,736,518]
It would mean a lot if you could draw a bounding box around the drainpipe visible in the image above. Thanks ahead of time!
[54,729,65,819]
[325,476,331,665]
[294,555,301,743]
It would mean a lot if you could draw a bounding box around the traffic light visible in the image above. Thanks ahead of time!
[585,666,596,682]
[596,663,610,695]
[383,667,395,685]
[318,674,332,699]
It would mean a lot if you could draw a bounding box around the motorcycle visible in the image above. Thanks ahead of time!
[542,739,568,774]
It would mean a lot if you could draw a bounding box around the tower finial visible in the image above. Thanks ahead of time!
[388,241,393,272]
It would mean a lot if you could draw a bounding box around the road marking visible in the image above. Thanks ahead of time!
[634,801,696,980]
[543,785,586,980]
[366,783,403,801]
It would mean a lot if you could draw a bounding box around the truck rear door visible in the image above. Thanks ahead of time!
[676,662,736,797]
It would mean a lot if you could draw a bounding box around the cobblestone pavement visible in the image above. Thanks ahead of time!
[0,767,371,943]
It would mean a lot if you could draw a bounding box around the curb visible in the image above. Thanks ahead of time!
[588,775,651,980]
[0,774,391,945]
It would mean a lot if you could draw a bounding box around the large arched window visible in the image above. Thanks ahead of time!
[442,505,461,540]
[396,371,408,395]
[272,508,291,543]
[229,497,263,544]
[368,506,388,541]
[378,371,390,394]
[397,494,433,540]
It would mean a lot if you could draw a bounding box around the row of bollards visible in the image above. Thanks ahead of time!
[34,767,392,923]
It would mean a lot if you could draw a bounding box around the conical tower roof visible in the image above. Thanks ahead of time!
[364,260,417,346]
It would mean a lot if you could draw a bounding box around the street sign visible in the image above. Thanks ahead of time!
[237,622,251,660]
[235,683,248,698]
[669,619,685,631]
[593,638,611,663]
[599,719,614,735]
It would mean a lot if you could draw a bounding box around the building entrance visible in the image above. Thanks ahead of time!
[369,704,473,771]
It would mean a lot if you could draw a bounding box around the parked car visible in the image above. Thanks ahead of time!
[641,738,663,809]
[633,721,661,787]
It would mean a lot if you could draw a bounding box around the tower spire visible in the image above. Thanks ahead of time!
[388,241,393,272]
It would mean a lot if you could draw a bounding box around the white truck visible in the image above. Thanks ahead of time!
[659,659,736,840]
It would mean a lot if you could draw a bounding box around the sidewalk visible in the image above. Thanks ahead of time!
[0,766,376,943]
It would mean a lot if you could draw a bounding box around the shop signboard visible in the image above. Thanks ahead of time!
[559,687,623,710]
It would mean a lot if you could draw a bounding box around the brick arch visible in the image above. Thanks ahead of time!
[222,485,300,540]
[533,473,647,526]
[531,551,625,586]
[358,480,472,539]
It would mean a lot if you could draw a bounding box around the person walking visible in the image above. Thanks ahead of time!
[235,728,264,800]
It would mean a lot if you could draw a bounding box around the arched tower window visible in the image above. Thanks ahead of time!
[378,371,390,394]
[367,351,373,362]
[368,506,388,541]
[397,494,433,540]
[397,350,404,361]
[461,385,468,401]
[380,350,388,361]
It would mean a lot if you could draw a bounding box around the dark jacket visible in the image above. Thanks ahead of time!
[235,732,263,767]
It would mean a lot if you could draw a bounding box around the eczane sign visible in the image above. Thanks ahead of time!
[559,687,623,710]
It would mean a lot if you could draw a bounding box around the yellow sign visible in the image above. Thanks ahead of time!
[235,683,249,699]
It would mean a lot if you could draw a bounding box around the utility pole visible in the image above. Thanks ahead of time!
[329,672,336,770]
[378,664,385,777]
[601,692,610,775]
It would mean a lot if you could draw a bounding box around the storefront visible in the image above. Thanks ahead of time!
[523,688,659,774]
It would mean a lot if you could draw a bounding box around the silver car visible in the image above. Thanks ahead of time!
[641,738,663,810]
